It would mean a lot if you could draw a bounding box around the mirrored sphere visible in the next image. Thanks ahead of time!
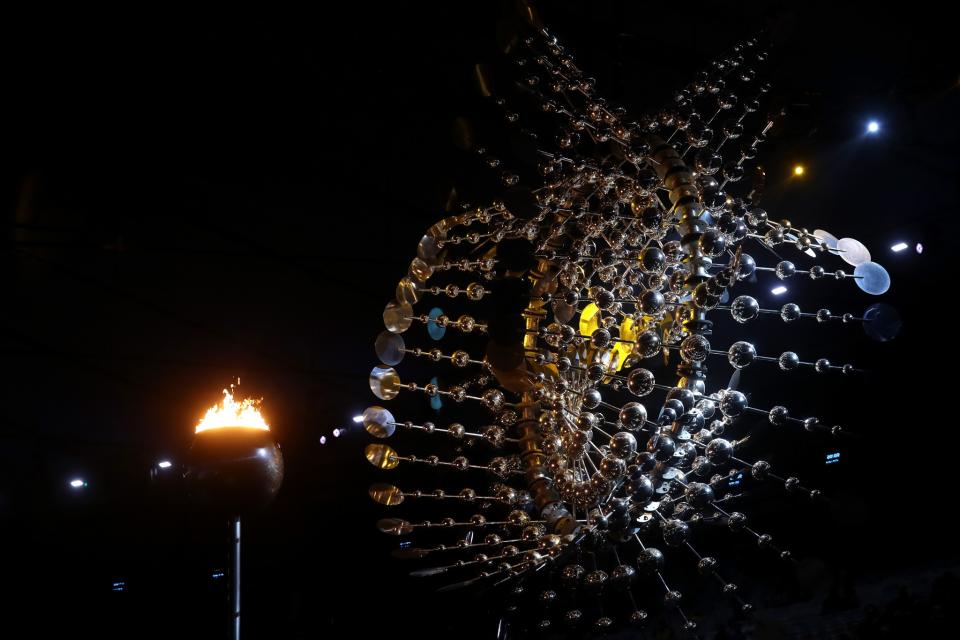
[680,335,711,363]
[637,548,665,574]
[778,351,800,371]
[706,438,734,463]
[627,369,656,397]
[727,341,756,369]
[775,261,795,279]
[730,295,759,323]
[720,391,747,417]
[619,402,648,431]
[609,432,638,458]
[695,148,723,175]
[780,303,801,322]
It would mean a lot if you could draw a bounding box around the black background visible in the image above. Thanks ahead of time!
[3,1,957,638]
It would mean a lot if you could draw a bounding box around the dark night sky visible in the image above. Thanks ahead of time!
[3,2,957,638]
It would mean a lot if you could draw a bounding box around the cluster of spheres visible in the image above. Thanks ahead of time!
[363,21,896,635]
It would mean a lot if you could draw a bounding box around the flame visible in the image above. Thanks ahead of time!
[195,388,269,433]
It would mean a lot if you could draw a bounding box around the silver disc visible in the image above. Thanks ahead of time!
[813,229,838,250]
[837,237,871,266]
[853,261,890,295]
[375,331,405,365]
[363,406,396,438]
[369,366,401,400]
[383,300,413,333]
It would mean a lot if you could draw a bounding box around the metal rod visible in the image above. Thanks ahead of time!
[232,516,241,640]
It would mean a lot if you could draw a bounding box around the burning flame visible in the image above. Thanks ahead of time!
[195,388,269,433]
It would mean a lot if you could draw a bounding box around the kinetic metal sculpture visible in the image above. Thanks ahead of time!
[363,21,896,634]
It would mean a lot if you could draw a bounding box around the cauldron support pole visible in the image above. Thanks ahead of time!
[231,516,241,640]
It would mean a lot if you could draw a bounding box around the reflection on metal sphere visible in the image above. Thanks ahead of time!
[184,427,284,513]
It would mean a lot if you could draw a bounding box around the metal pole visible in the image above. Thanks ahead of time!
[231,516,241,640]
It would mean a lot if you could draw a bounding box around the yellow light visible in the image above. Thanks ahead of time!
[195,388,269,433]
[793,165,805,176]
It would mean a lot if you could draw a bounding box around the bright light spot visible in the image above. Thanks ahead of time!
[70,479,86,488]
[793,164,805,176]
[157,460,172,469]
[319,435,327,445]
[333,428,341,438]
[891,242,908,252]
[916,243,924,254]
[212,570,225,579]
[825,452,841,465]
[352,415,363,423]
[867,121,880,134]
[771,286,788,295]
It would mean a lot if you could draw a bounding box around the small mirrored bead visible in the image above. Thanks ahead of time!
[780,303,801,322]
[778,351,800,371]
[775,261,796,279]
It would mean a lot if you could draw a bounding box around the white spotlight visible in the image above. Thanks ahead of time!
[867,121,880,134]
[771,286,787,295]
[891,242,908,252]
[157,460,173,469]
